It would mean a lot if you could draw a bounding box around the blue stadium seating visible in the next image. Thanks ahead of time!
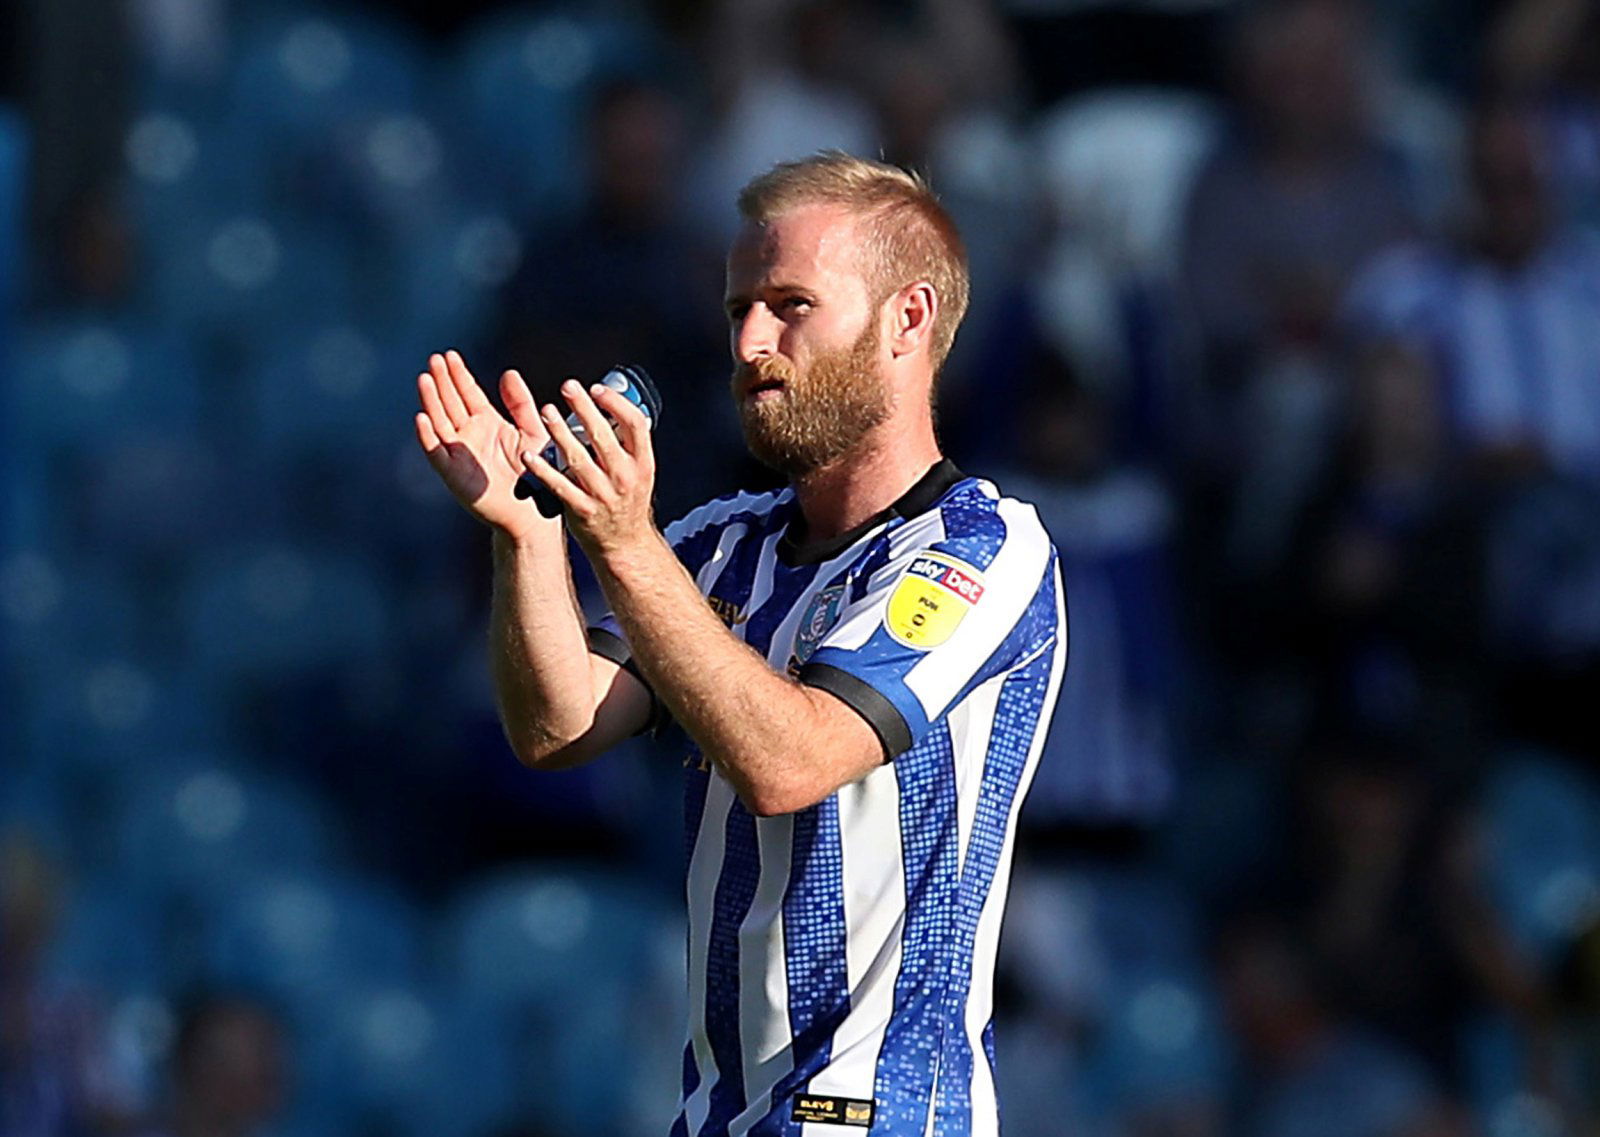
[201,872,423,1005]
[178,542,390,691]
[443,9,665,220]
[1483,750,1600,963]
[297,983,517,1137]
[44,875,174,997]
[8,316,202,464]
[227,7,425,149]
[113,760,342,904]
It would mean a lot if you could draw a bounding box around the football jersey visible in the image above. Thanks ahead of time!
[588,459,1068,1137]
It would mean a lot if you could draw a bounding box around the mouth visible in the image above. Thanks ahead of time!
[743,377,786,401]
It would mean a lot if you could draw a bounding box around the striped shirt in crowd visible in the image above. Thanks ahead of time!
[1345,233,1600,480]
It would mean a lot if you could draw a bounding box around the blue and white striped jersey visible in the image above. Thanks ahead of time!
[589,460,1068,1137]
[1344,234,1600,481]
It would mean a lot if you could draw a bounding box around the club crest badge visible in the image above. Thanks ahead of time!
[792,583,846,668]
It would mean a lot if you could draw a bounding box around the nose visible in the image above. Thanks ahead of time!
[733,303,780,364]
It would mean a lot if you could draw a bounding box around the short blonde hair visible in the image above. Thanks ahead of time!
[737,151,971,371]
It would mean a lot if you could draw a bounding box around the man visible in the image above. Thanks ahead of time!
[1345,96,1600,483]
[414,153,1067,1135]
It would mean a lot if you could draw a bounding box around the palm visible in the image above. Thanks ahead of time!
[414,351,550,536]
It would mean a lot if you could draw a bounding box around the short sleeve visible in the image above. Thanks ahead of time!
[798,498,1061,759]
[584,490,787,734]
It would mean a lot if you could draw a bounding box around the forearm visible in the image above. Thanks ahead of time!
[596,533,861,813]
[489,527,602,762]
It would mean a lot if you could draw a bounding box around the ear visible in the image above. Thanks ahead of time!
[885,281,939,360]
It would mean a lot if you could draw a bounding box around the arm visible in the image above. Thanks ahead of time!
[524,379,884,815]
[596,529,883,815]
[414,351,649,769]
[489,528,652,769]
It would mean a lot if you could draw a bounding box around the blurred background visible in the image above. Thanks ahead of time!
[3,0,1600,1134]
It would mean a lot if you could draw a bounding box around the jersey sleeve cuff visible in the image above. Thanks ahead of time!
[586,627,668,738]
[798,661,914,759]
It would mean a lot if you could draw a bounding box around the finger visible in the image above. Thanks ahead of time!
[445,349,492,414]
[429,353,470,429]
[414,412,450,473]
[500,369,546,441]
[591,384,652,460]
[540,403,610,497]
[521,448,589,514]
[561,379,626,473]
[417,373,457,442]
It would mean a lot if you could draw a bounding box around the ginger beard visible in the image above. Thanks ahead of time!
[732,314,891,476]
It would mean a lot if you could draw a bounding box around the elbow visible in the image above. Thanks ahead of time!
[507,725,596,771]
[737,776,818,818]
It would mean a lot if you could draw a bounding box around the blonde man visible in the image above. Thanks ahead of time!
[416,152,1067,1135]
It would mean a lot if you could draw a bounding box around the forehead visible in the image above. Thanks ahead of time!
[725,202,867,292]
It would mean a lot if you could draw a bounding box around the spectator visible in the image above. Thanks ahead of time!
[1178,0,1420,679]
[1180,0,1416,404]
[1215,912,1466,1137]
[689,0,879,242]
[1283,734,1554,1094]
[0,832,138,1137]
[999,357,1180,834]
[1264,342,1488,741]
[137,994,287,1137]
[1489,0,1600,228]
[1346,96,1600,485]
[489,76,734,520]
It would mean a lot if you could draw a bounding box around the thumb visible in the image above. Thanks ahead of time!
[501,369,547,442]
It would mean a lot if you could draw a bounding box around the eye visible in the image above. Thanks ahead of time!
[780,297,813,314]
[725,302,750,322]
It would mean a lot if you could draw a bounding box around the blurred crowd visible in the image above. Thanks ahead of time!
[4,0,1600,1134]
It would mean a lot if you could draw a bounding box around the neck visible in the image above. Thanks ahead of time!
[790,411,942,542]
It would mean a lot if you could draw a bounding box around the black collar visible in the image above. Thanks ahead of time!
[777,458,966,567]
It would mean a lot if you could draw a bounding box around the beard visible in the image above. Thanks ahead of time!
[731,320,891,477]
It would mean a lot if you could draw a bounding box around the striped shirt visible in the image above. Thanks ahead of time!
[1344,234,1600,480]
[590,460,1067,1136]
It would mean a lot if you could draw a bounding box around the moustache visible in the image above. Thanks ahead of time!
[732,357,797,394]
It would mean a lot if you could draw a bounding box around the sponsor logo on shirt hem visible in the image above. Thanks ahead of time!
[791,1094,875,1127]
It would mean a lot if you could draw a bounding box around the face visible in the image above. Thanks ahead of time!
[725,204,891,476]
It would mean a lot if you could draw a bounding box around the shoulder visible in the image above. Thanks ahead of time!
[893,476,1057,583]
[664,486,791,545]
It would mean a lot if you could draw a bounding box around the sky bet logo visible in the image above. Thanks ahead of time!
[907,555,984,605]
[885,552,985,649]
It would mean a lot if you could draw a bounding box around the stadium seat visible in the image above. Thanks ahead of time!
[8,316,202,464]
[1087,968,1230,1118]
[113,759,342,904]
[1482,750,1600,963]
[1,553,144,670]
[201,872,423,1005]
[141,210,360,358]
[447,865,670,1003]
[227,7,425,148]
[242,321,424,456]
[380,207,528,351]
[297,982,516,1137]
[177,542,390,690]
[447,865,683,1134]
[124,108,271,235]
[444,9,664,218]
[44,874,173,997]
[17,655,224,841]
